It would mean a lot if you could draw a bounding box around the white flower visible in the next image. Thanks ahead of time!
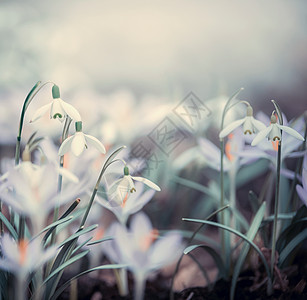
[251,114,304,146]
[219,105,266,139]
[0,235,57,276]
[58,121,106,156]
[0,162,82,233]
[98,183,156,225]
[108,166,160,206]
[30,84,81,123]
[104,213,182,300]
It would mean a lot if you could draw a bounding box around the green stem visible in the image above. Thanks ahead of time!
[271,141,281,278]
[50,118,72,246]
[79,146,126,229]
[220,140,226,259]
[219,87,243,270]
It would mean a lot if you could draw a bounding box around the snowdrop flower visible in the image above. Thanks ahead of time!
[30,84,81,123]
[108,166,160,207]
[104,212,182,300]
[219,105,266,139]
[98,182,156,225]
[58,121,106,157]
[251,113,304,146]
[239,112,305,165]
[296,153,307,206]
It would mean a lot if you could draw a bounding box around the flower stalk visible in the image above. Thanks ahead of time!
[219,87,243,272]
[271,140,281,279]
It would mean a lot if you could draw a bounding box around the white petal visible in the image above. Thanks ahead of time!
[84,134,106,154]
[251,117,267,132]
[71,132,86,156]
[243,117,253,134]
[269,124,281,141]
[219,118,245,139]
[131,176,161,191]
[150,232,182,268]
[59,99,82,121]
[277,124,305,141]
[251,125,272,146]
[130,212,153,242]
[30,103,52,122]
[50,99,66,121]
[58,135,74,156]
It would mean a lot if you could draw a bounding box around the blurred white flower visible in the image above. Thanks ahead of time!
[251,114,304,146]
[98,183,156,225]
[104,212,182,300]
[108,166,160,207]
[219,105,266,139]
[0,162,81,233]
[58,121,106,156]
[0,235,57,276]
[30,85,81,123]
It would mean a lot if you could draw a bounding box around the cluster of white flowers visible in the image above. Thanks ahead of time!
[0,83,182,300]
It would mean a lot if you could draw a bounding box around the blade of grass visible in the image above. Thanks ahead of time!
[230,202,266,300]
[182,217,273,295]
[43,250,90,285]
[184,244,226,278]
[0,212,18,240]
[57,224,98,249]
[87,236,113,246]
[279,227,307,268]
[50,264,128,300]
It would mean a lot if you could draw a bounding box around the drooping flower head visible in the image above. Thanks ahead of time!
[58,121,106,157]
[108,165,160,207]
[219,104,266,139]
[30,85,81,123]
[98,182,156,225]
[252,112,304,146]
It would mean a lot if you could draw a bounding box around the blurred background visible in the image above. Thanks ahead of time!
[1,0,307,120]
[0,0,306,224]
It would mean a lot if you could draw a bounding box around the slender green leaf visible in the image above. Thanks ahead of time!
[0,212,18,240]
[72,237,93,255]
[184,244,226,278]
[103,146,126,171]
[279,228,307,268]
[230,206,249,231]
[276,217,307,252]
[43,250,90,284]
[230,202,266,300]
[182,217,272,294]
[57,224,98,249]
[50,264,128,300]
[31,216,73,242]
[44,239,77,299]
[187,253,211,287]
[18,81,41,137]
[172,176,216,198]
[87,236,113,246]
